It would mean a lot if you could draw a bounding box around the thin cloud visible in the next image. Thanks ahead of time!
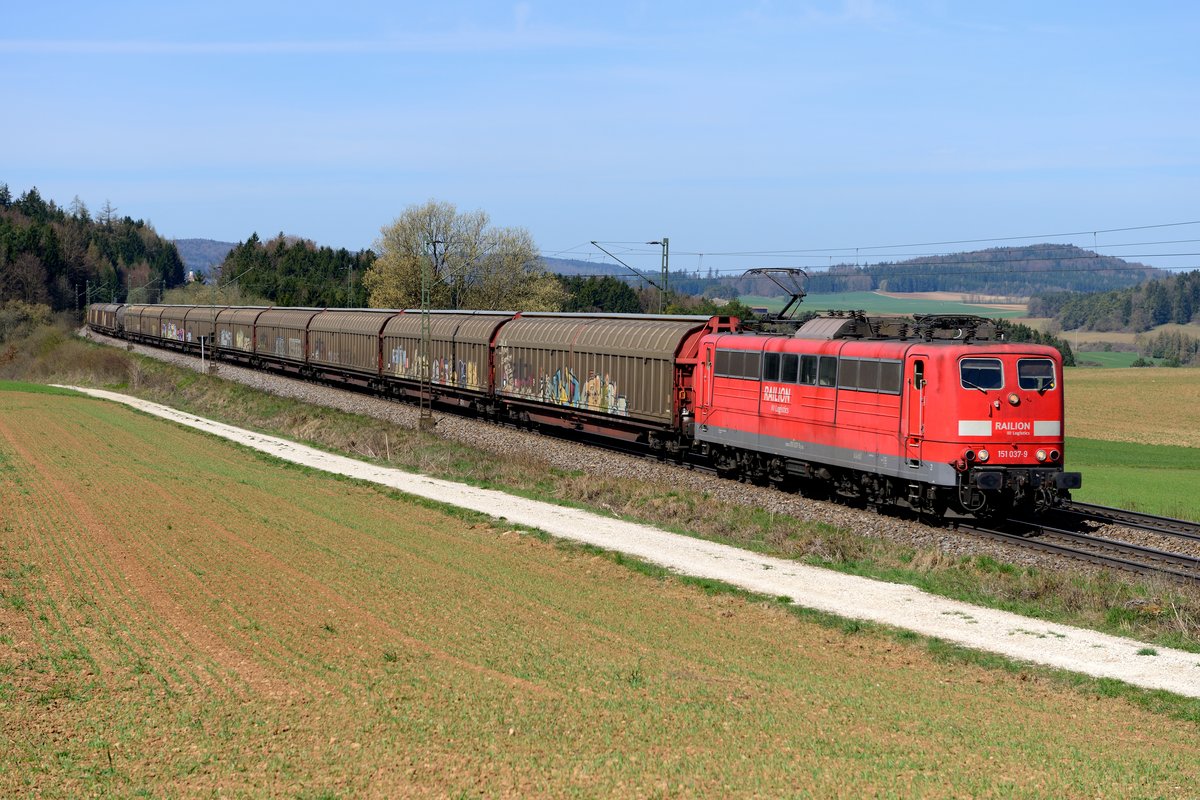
[0,28,630,56]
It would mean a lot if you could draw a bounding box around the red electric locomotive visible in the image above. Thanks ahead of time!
[691,313,1081,517]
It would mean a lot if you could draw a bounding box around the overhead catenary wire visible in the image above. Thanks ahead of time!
[547,256,1197,282]
[559,220,1200,283]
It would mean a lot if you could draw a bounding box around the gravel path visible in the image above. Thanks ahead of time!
[63,383,1200,699]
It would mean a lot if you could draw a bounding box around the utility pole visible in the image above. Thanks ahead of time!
[205,267,217,374]
[419,239,443,430]
[647,238,669,312]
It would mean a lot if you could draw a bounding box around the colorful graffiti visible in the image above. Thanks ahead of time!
[272,336,303,359]
[497,346,628,416]
[218,330,254,351]
[160,321,191,342]
[388,345,482,390]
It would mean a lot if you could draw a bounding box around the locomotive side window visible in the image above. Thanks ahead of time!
[838,358,902,393]
[858,359,880,391]
[1018,358,1056,391]
[714,348,762,380]
[838,358,859,389]
[818,356,838,387]
[743,352,761,380]
[960,358,1003,391]
[715,349,731,376]
[800,355,818,385]
[729,350,747,377]
[762,352,780,382]
[878,361,902,394]
[780,353,799,384]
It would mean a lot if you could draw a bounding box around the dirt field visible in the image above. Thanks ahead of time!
[4,387,1200,797]
[1066,367,1200,448]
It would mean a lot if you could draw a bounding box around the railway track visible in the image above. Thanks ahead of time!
[960,513,1200,582]
[1058,501,1200,541]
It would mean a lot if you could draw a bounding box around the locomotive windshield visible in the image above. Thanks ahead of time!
[1018,358,1056,391]
[960,358,1003,391]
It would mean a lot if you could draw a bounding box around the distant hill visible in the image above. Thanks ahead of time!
[549,245,1160,300]
[802,244,1158,297]
[542,256,627,278]
[173,238,237,276]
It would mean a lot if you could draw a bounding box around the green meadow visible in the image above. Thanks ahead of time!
[1067,437,1200,520]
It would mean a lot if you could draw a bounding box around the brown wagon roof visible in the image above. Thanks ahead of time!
[310,309,400,335]
[382,311,514,345]
[498,314,708,359]
[254,308,323,328]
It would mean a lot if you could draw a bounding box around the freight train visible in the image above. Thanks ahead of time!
[86,303,1081,519]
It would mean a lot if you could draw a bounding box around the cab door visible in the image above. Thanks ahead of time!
[904,356,927,467]
[696,341,716,425]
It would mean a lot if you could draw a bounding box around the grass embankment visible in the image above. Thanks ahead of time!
[3,388,1200,797]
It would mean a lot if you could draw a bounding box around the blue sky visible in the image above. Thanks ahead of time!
[4,1,1198,277]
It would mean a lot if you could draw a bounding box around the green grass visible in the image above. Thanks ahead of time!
[0,380,83,396]
[1067,437,1200,520]
[741,291,1028,318]
[1073,351,1155,368]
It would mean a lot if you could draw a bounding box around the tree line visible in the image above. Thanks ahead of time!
[0,183,186,310]
[1137,329,1199,366]
[1003,321,1076,367]
[218,233,376,308]
[1028,269,1198,332]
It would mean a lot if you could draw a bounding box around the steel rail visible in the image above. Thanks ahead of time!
[1058,501,1200,542]
[958,521,1200,582]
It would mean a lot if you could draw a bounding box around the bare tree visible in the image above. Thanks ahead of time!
[364,200,564,311]
[2,253,52,304]
[98,199,118,227]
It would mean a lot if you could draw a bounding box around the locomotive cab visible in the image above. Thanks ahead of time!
[908,344,1082,516]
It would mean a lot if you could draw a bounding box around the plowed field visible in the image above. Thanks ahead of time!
[3,386,1200,798]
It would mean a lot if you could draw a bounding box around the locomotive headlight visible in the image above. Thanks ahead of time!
[1036,449,1047,462]
[977,449,990,462]
[1008,393,1020,406]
